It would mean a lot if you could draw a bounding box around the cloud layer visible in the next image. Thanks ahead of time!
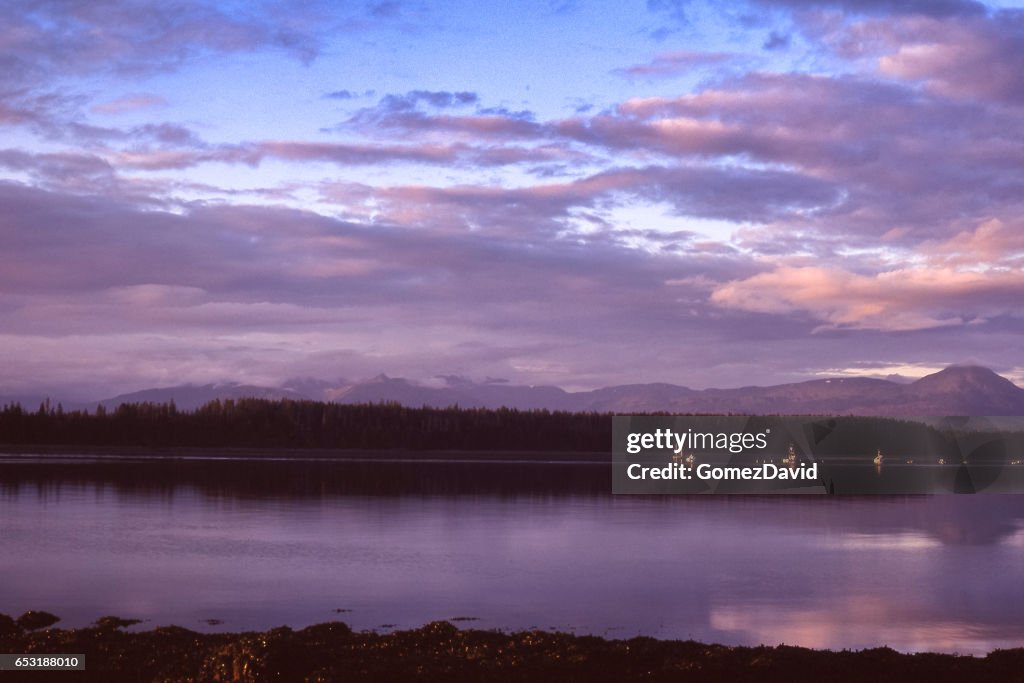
[1,1,1023,397]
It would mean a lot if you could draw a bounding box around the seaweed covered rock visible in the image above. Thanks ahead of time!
[199,626,314,682]
[16,610,60,631]
[6,615,1024,682]
[94,616,143,630]
[0,612,20,638]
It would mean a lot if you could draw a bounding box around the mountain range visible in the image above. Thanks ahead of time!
[39,365,1022,416]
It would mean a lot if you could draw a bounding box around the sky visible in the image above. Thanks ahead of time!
[2,0,1024,399]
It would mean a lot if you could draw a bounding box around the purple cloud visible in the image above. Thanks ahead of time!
[0,0,322,83]
[90,94,169,115]
[752,0,986,17]
[617,51,733,78]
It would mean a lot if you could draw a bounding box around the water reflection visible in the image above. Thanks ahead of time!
[0,454,609,498]
[2,456,1024,654]
[709,600,1024,654]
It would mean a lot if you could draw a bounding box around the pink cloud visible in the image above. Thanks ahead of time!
[90,93,168,115]
[617,50,733,78]
[878,21,1024,103]
[925,218,1024,267]
[711,265,1024,331]
[807,11,1024,104]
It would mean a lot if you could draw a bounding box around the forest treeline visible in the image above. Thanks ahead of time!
[1,399,1020,457]
[0,398,613,451]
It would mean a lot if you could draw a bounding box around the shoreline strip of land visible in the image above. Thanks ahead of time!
[3,612,1023,682]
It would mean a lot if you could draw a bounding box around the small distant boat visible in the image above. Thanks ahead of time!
[672,452,696,466]
[873,449,884,466]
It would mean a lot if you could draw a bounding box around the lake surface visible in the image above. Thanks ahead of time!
[2,455,1024,655]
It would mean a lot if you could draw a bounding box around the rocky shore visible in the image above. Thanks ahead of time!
[2,611,1022,682]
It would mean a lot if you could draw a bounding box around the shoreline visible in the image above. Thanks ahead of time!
[0,443,606,462]
[3,613,1022,682]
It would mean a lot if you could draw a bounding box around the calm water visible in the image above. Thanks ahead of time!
[2,455,1024,655]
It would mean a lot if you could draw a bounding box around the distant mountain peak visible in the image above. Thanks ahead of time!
[71,364,1024,416]
[912,365,1012,388]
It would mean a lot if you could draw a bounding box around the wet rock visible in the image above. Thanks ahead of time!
[199,626,307,682]
[298,622,354,640]
[94,616,142,630]
[418,620,460,639]
[16,610,60,630]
